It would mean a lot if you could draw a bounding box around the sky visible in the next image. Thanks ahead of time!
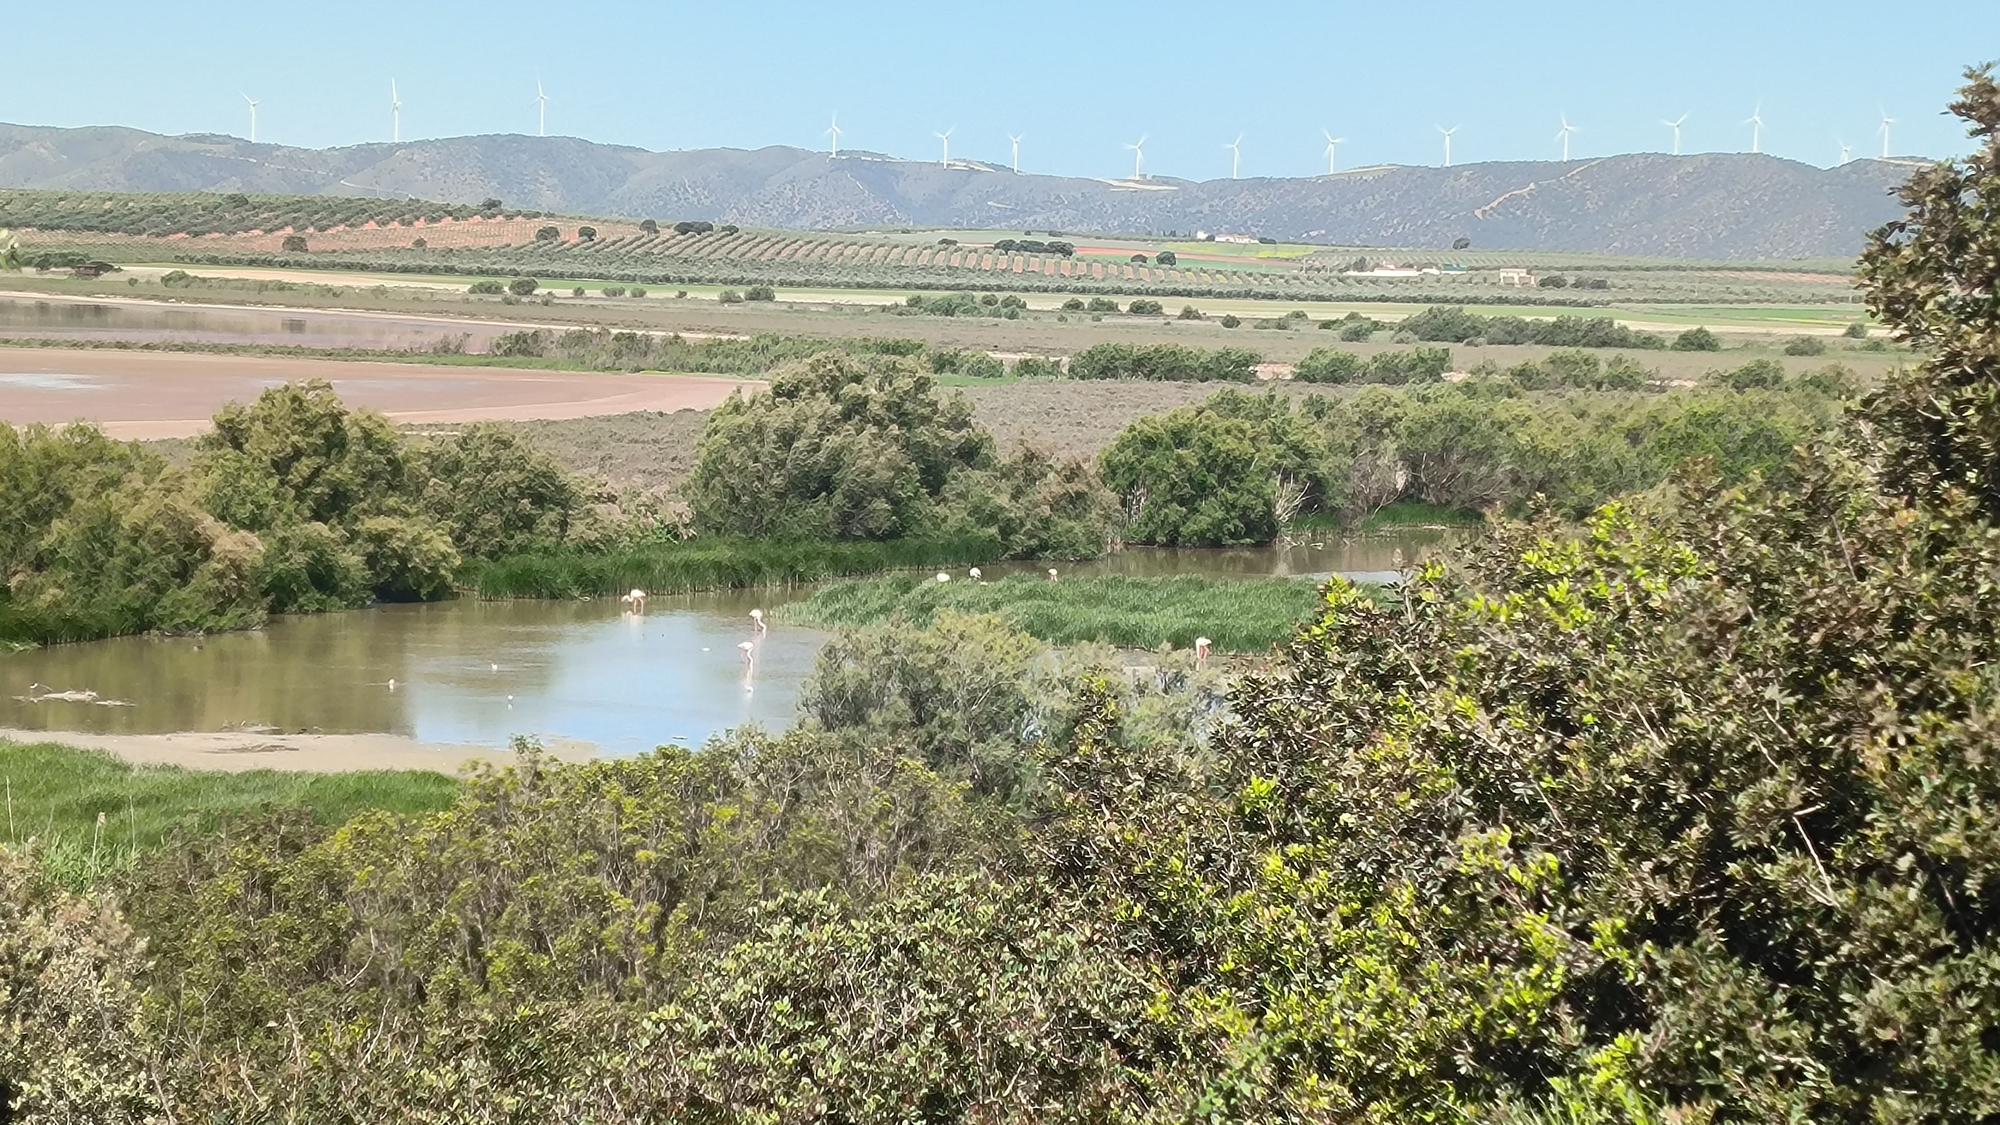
[9,1,1996,178]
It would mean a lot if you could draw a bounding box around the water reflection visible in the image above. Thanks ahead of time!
[0,591,820,755]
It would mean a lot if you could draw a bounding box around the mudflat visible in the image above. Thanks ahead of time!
[0,347,757,438]
[0,726,597,773]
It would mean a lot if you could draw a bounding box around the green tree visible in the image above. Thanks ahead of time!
[280,234,308,252]
[685,351,994,539]
[507,277,539,296]
[1671,326,1722,351]
[1100,407,1277,545]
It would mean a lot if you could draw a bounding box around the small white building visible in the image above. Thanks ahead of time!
[1495,268,1536,287]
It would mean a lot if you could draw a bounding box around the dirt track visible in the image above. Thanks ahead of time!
[0,348,758,438]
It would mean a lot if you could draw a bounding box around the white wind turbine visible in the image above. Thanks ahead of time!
[1662,113,1687,156]
[1554,113,1578,162]
[242,93,259,143]
[391,80,402,143]
[935,125,954,167]
[1224,133,1243,179]
[1008,133,1022,173]
[1743,102,1764,154]
[1878,107,1895,158]
[1322,129,1344,174]
[826,114,842,158]
[1837,136,1852,165]
[534,78,549,137]
[1124,134,1147,179]
[1437,124,1458,168]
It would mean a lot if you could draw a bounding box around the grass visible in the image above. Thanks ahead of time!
[467,536,1002,600]
[781,573,1329,652]
[0,739,457,886]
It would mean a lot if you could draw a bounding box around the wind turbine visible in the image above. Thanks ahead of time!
[1662,113,1687,156]
[1437,124,1458,168]
[534,78,549,137]
[1322,129,1344,174]
[1224,133,1243,179]
[826,113,842,158]
[1008,133,1022,173]
[935,125,954,167]
[1124,134,1147,179]
[391,80,402,143]
[1878,106,1895,158]
[1837,136,1852,165]
[242,93,259,143]
[1554,113,1577,162]
[1743,102,1764,154]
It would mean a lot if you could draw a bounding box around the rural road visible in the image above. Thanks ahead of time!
[0,347,757,438]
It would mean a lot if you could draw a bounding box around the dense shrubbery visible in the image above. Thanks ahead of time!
[1100,380,1841,544]
[0,383,589,643]
[1067,342,1259,382]
[1401,305,1668,348]
[1293,345,1455,384]
[685,351,1113,557]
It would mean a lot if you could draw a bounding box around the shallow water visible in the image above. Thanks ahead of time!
[0,590,820,755]
[0,295,509,351]
[0,535,1451,758]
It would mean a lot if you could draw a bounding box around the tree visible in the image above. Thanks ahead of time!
[1451,236,1472,249]
[280,234,308,252]
[684,351,994,540]
[1131,254,1149,264]
[577,226,597,241]
[479,198,503,211]
[1099,407,1278,545]
[507,277,539,296]
[1156,250,1178,266]
[411,237,427,249]
[534,225,560,241]
[416,424,584,556]
[639,219,659,234]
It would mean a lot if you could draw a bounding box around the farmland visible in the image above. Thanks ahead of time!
[6,188,1866,309]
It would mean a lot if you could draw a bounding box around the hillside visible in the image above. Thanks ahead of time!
[0,123,1917,259]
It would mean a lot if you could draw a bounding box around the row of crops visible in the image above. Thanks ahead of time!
[0,190,556,238]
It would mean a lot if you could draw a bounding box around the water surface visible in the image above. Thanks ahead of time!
[0,295,510,351]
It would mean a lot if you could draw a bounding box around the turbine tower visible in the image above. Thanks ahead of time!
[1555,113,1577,162]
[1743,102,1764,154]
[391,80,402,144]
[242,93,259,143]
[935,125,954,167]
[1437,124,1458,168]
[1878,107,1895,158]
[534,79,549,137]
[826,114,842,159]
[1837,136,1852,165]
[1662,113,1687,156]
[1224,133,1242,179]
[1322,129,1344,174]
[1124,134,1147,179]
[1008,133,1022,173]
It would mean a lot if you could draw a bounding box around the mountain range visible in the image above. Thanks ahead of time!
[0,123,1921,259]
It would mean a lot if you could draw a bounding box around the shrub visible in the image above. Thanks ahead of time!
[1010,356,1064,380]
[577,225,597,241]
[1179,306,1204,320]
[1061,298,1085,311]
[1671,326,1723,351]
[506,277,539,296]
[467,280,503,294]
[601,286,625,297]
[1783,335,1829,356]
[1844,321,1870,339]
[1085,297,1120,313]
[629,287,646,298]
[159,269,195,288]
[1068,343,1259,383]
[534,225,560,241]
[280,234,308,252]
[571,287,586,297]
[718,289,743,304]
[744,285,776,301]
[1219,314,1242,328]
[1126,298,1164,315]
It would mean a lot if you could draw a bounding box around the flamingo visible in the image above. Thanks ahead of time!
[737,640,756,665]
[935,572,951,583]
[968,566,982,580]
[621,588,648,612]
[1194,637,1212,670]
[750,608,767,633]
[1047,567,1059,581]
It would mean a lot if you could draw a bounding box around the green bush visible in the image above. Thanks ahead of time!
[467,279,503,294]
[744,284,776,301]
[1671,326,1722,351]
[506,277,538,296]
[1783,335,1829,356]
[1126,298,1164,315]
[1219,314,1242,328]
[1068,343,1259,383]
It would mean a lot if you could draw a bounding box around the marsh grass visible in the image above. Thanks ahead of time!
[782,573,1328,652]
[0,739,457,886]
[468,536,1000,600]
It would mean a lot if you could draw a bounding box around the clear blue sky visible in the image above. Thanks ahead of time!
[10,1,1995,178]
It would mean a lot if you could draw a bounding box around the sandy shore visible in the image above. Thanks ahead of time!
[0,727,599,773]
